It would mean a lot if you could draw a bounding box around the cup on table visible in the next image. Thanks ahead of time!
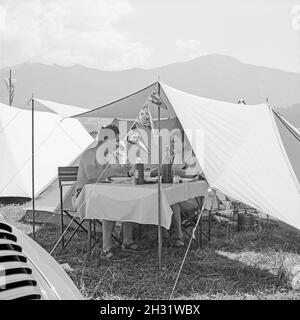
[144,169,151,179]
[173,175,180,184]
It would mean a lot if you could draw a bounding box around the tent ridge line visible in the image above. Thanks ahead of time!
[273,110,300,143]
[268,105,300,194]
[71,81,159,118]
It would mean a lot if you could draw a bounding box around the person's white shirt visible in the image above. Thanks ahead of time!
[172,151,204,177]
[76,145,130,191]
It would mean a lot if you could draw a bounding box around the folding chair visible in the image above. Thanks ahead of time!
[58,166,121,254]
[181,196,216,248]
[58,166,94,250]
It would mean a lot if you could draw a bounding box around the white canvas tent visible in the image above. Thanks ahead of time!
[33,98,89,118]
[0,102,93,199]
[33,98,112,136]
[70,82,300,231]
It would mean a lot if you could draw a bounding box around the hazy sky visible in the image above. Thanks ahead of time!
[0,0,300,72]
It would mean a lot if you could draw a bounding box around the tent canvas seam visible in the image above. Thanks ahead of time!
[207,108,267,187]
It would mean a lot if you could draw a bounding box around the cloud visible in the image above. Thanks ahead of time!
[0,5,6,29]
[176,39,207,59]
[0,0,151,70]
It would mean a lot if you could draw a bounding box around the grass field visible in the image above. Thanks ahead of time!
[1,201,300,300]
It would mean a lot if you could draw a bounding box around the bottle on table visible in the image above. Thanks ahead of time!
[162,145,173,183]
[134,157,144,185]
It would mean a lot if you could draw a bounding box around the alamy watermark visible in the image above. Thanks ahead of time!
[93,120,205,169]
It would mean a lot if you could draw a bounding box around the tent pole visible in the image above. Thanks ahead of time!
[157,82,162,273]
[9,69,12,106]
[32,94,36,240]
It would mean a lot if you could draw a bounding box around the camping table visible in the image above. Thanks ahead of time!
[75,179,209,253]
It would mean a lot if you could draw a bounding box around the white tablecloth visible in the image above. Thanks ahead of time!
[75,180,208,229]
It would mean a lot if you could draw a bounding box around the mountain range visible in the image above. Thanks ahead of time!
[0,54,299,127]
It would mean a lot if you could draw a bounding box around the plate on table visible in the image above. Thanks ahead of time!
[180,174,198,179]
[108,177,133,184]
[180,177,198,183]
[144,177,158,184]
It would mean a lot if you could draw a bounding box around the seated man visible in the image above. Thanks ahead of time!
[76,124,139,258]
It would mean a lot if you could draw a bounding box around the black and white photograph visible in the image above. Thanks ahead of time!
[0,0,300,309]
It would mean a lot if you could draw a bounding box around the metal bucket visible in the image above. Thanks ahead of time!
[237,213,255,231]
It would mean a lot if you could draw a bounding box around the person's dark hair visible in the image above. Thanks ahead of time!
[99,124,120,141]
[102,124,119,136]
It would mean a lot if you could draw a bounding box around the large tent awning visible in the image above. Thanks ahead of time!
[160,82,300,230]
[69,81,300,230]
[27,82,300,231]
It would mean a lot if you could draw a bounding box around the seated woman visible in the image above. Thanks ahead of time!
[151,135,205,247]
[75,124,140,258]
[170,148,205,247]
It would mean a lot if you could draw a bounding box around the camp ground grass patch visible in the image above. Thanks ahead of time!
[1,201,300,300]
